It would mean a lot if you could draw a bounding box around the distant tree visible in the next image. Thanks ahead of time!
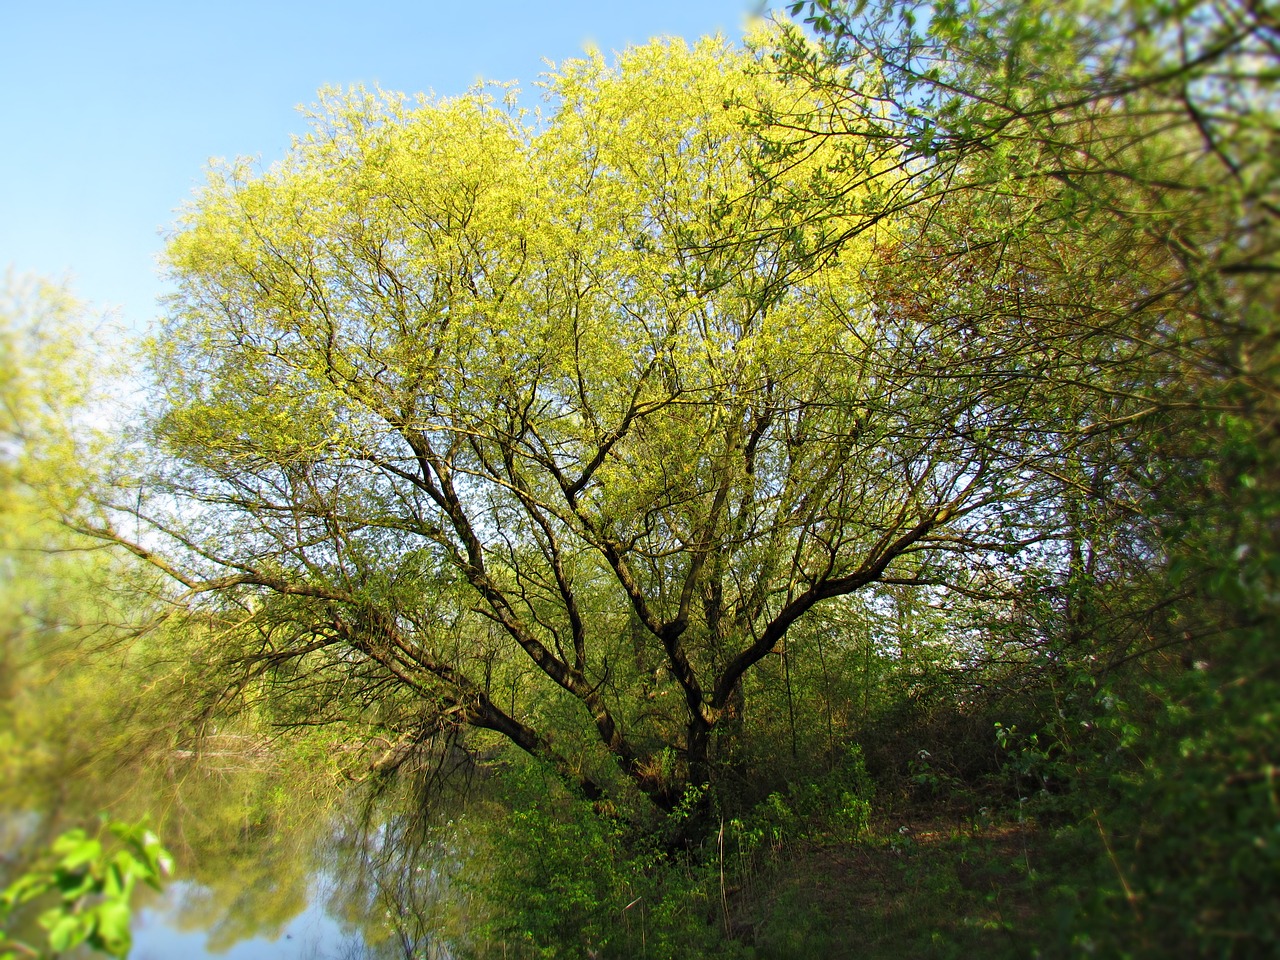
[0,276,138,801]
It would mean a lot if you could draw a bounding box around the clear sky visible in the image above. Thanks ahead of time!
[1,0,765,333]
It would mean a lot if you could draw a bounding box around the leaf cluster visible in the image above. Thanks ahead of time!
[0,821,172,960]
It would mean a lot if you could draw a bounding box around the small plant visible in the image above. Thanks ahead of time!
[0,819,172,959]
[907,748,947,794]
[994,721,1066,809]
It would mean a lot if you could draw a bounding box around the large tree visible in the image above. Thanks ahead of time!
[93,36,1111,813]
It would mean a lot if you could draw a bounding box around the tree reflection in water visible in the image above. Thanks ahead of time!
[138,766,468,960]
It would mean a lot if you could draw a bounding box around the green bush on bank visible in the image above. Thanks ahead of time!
[464,746,875,959]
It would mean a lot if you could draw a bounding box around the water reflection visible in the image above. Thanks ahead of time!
[124,796,462,960]
[132,878,365,960]
[317,800,464,960]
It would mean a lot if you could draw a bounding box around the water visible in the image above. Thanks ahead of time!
[130,879,366,960]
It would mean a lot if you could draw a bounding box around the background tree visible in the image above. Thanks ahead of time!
[772,1,1279,952]
[0,275,147,812]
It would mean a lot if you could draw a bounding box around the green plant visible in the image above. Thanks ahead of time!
[729,744,874,870]
[906,747,965,801]
[0,820,173,959]
[993,724,1046,798]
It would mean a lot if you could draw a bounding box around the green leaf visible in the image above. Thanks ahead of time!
[91,900,133,958]
[41,910,89,953]
[1,872,52,908]
[103,861,127,898]
[53,835,102,871]
[53,868,95,900]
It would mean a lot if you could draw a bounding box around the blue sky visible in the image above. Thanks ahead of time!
[1,1,765,333]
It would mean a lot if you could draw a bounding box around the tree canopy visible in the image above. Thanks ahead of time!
[82,31,1156,817]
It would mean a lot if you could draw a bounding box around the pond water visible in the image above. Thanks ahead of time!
[130,878,367,960]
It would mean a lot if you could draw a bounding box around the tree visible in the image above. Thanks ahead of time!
[762,0,1280,701]
[770,0,1277,462]
[0,276,150,806]
[771,1,1280,952]
[90,35,1134,819]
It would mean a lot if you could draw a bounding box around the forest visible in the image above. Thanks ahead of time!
[1,0,1277,957]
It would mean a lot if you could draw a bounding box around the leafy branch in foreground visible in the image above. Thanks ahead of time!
[0,821,173,960]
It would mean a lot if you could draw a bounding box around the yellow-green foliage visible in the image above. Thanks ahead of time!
[147,34,910,812]
[158,36,879,485]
